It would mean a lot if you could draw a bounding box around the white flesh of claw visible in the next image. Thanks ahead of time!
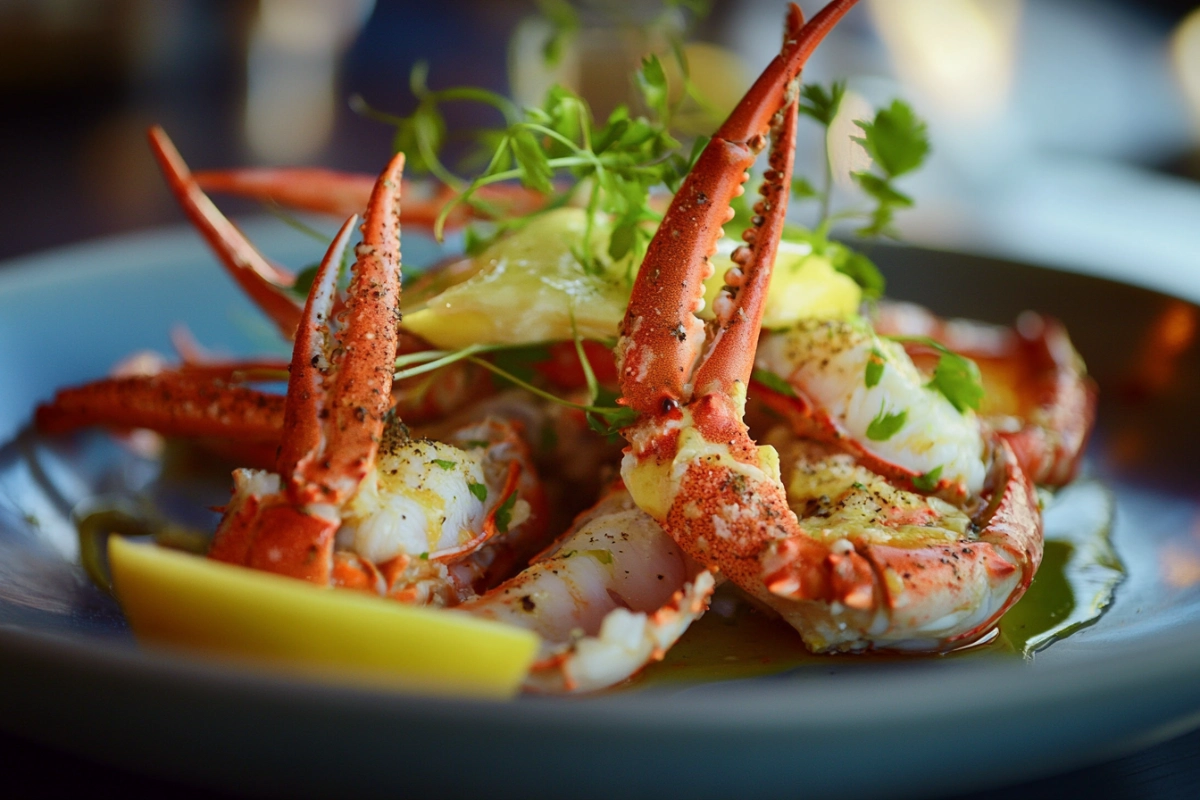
[459,488,714,693]
[756,319,987,496]
[337,420,530,565]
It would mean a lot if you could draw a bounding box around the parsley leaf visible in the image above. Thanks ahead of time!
[790,176,819,200]
[929,350,985,413]
[854,100,930,178]
[432,459,457,470]
[468,482,488,502]
[850,99,930,239]
[888,336,985,413]
[489,344,553,387]
[636,55,670,125]
[586,401,638,439]
[866,403,907,441]
[536,0,579,67]
[829,245,885,299]
[290,263,320,300]
[798,81,845,128]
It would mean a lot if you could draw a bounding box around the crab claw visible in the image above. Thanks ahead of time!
[208,152,405,581]
[617,0,1044,653]
[617,0,859,415]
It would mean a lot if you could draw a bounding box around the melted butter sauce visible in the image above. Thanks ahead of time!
[626,479,1122,690]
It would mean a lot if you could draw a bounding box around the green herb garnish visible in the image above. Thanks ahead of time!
[888,336,985,413]
[864,347,886,388]
[913,466,943,492]
[866,403,907,441]
[751,368,797,398]
[494,491,519,534]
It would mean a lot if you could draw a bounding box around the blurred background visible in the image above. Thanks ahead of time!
[1,0,1199,298]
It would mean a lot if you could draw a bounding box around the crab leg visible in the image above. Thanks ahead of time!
[618,0,1042,652]
[34,373,283,443]
[193,168,548,231]
[148,126,304,339]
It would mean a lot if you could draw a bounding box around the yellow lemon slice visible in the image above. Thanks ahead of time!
[109,537,539,699]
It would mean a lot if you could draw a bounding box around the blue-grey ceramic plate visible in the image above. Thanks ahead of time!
[0,223,1198,800]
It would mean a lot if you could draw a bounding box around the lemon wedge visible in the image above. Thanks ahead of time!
[109,537,539,699]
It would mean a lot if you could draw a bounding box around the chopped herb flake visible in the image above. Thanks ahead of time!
[751,368,797,398]
[913,466,943,492]
[494,492,518,534]
[867,403,907,441]
[865,347,886,388]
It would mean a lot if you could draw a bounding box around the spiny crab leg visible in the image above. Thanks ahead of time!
[148,126,304,339]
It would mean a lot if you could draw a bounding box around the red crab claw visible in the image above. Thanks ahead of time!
[617,0,1043,652]
[208,152,405,582]
[618,0,857,415]
[619,0,857,608]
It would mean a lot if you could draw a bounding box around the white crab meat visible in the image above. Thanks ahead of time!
[757,318,987,496]
[460,488,713,693]
[341,432,529,564]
